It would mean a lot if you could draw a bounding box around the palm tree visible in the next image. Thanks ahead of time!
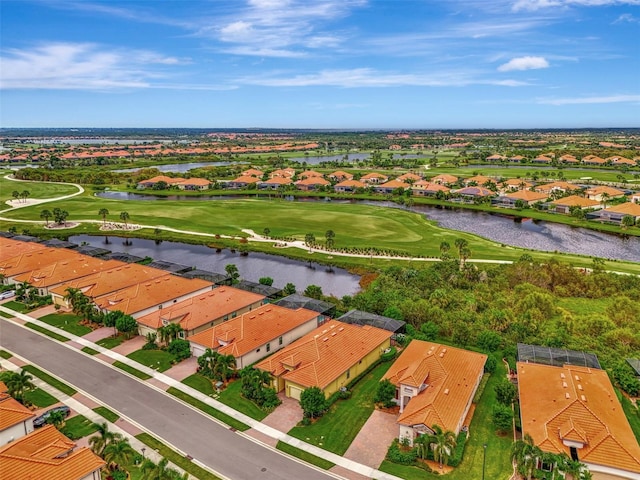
[89,422,122,456]
[213,353,237,384]
[99,208,109,227]
[439,241,451,260]
[600,192,610,209]
[428,424,457,469]
[511,433,541,480]
[12,190,20,202]
[20,190,30,203]
[40,209,52,226]
[119,211,130,229]
[103,438,135,472]
[140,457,171,480]
[325,229,335,249]
[6,370,35,403]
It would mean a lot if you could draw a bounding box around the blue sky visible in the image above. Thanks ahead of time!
[1,0,639,129]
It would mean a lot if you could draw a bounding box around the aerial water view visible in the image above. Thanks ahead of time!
[1,1,640,479]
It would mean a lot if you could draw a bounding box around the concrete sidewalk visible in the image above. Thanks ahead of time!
[0,305,402,480]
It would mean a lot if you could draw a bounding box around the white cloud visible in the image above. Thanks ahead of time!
[613,13,640,23]
[513,0,640,11]
[0,43,185,90]
[498,56,549,71]
[538,94,640,105]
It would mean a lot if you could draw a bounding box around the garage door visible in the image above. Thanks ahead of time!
[191,343,206,358]
[288,385,303,401]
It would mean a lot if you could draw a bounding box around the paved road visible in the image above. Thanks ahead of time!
[0,320,337,480]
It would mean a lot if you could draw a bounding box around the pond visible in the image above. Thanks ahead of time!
[69,235,361,297]
[113,161,238,173]
[93,192,640,262]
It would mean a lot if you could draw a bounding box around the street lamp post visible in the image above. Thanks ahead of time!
[141,447,146,460]
[482,444,487,480]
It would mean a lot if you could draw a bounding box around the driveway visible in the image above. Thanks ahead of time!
[343,409,398,468]
[261,393,303,432]
[163,357,198,382]
[111,336,146,356]
[82,326,115,343]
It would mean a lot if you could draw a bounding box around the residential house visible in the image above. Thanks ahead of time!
[0,425,104,480]
[0,248,84,285]
[258,177,292,190]
[256,320,392,400]
[411,181,450,197]
[49,263,170,308]
[0,237,46,262]
[298,170,323,179]
[430,174,458,186]
[501,178,533,192]
[632,193,640,204]
[334,179,366,193]
[586,202,640,225]
[534,181,580,196]
[507,155,525,163]
[328,171,353,182]
[463,175,492,187]
[137,175,179,189]
[396,173,422,183]
[269,168,296,179]
[174,178,211,190]
[383,341,486,446]
[360,173,389,184]
[188,304,323,367]
[607,156,636,167]
[13,258,124,296]
[373,179,410,194]
[531,155,553,164]
[582,155,607,166]
[584,185,626,202]
[518,362,640,479]
[93,276,213,319]
[136,286,266,338]
[551,195,601,214]
[296,177,330,191]
[454,186,495,201]
[241,168,264,178]
[0,392,35,445]
[559,154,580,164]
[226,175,261,189]
[492,189,548,208]
[486,154,506,162]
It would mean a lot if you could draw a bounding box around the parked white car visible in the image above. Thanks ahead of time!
[0,290,16,300]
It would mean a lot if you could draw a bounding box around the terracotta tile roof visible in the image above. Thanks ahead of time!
[386,341,486,433]
[532,155,553,163]
[559,154,579,163]
[464,175,492,185]
[487,154,505,161]
[582,155,607,164]
[136,286,265,331]
[505,190,549,202]
[94,276,213,316]
[0,238,47,262]
[256,320,392,390]
[600,202,640,217]
[551,195,600,208]
[189,304,320,357]
[411,181,450,193]
[259,177,292,185]
[13,258,124,289]
[396,173,422,182]
[0,424,105,480]
[430,174,458,184]
[535,181,580,193]
[174,177,211,186]
[584,185,626,197]
[138,175,179,185]
[0,393,35,431]
[296,177,330,187]
[49,263,170,299]
[455,186,495,197]
[229,175,261,184]
[517,362,640,473]
[0,248,83,279]
[360,173,389,182]
[329,171,353,181]
[334,179,366,189]
[502,178,533,188]
[241,168,264,177]
[298,170,323,179]
[270,168,296,178]
[607,156,636,165]
[376,179,410,190]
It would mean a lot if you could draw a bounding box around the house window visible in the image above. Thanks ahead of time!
[256,348,260,353]
[178,331,185,339]
[278,336,283,346]
[266,343,271,353]
[346,369,350,380]
[232,312,237,318]
[570,447,579,461]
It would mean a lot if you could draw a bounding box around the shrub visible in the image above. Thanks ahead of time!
[386,439,418,465]
[380,346,397,362]
[300,387,328,419]
[167,339,191,362]
[484,355,497,373]
[492,404,514,433]
[495,379,517,406]
[374,379,396,408]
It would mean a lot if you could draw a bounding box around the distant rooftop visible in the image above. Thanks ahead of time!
[75,245,111,257]
[274,294,335,315]
[41,238,78,249]
[338,309,406,333]
[104,252,145,263]
[517,343,601,369]
[235,280,282,298]
[147,260,193,273]
[181,269,230,285]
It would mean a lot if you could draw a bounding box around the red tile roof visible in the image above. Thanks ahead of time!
[0,238,47,262]
[0,393,35,431]
[551,195,600,208]
[13,258,124,289]
[0,249,83,279]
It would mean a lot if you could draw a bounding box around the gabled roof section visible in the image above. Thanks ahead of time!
[0,238,47,262]
[0,393,35,431]
[0,425,105,480]
[551,195,600,208]
[517,362,640,474]
[385,341,487,433]
[13,257,124,288]
[256,320,392,390]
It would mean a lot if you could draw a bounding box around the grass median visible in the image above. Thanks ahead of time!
[166,387,249,432]
[22,364,77,396]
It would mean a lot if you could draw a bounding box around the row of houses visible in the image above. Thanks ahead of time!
[486,153,639,167]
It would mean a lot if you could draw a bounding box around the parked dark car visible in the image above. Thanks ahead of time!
[33,405,71,427]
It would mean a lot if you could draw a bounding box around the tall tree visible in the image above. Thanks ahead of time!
[325,229,335,249]
[40,209,52,226]
[103,439,135,472]
[89,422,122,456]
[5,370,35,403]
[119,211,130,229]
[511,434,541,480]
[428,424,457,469]
[99,208,110,227]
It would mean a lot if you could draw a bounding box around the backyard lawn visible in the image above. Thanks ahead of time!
[38,313,92,336]
[182,374,268,421]
[288,361,392,455]
[127,349,176,372]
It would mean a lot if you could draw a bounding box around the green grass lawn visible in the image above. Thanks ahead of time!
[93,406,120,423]
[288,361,392,455]
[380,358,513,480]
[81,346,100,355]
[24,387,58,407]
[22,365,77,396]
[182,374,268,421]
[0,176,80,204]
[24,322,70,342]
[60,414,100,440]
[38,313,92,336]
[3,301,30,313]
[276,441,335,470]
[135,432,221,480]
[127,349,175,372]
[556,297,611,316]
[166,387,249,432]
[0,350,12,359]
[112,361,152,380]
[96,334,126,349]
[617,389,640,443]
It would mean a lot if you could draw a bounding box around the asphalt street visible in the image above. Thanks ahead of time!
[0,319,338,480]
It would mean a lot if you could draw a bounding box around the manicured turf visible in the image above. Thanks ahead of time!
[379,460,433,479]
[25,322,70,342]
[0,176,80,204]
[127,349,175,372]
[182,374,268,421]
[60,414,100,440]
[81,346,100,355]
[288,361,392,455]
[38,313,92,336]
[276,441,335,470]
[0,350,12,359]
[3,301,30,313]
[24,387,58,407]
[93,406,120,423]
[97,335,126,349]
[166,387,249,432]
[112,361,152,380]
[135,432,222,480]
[617,389,640,443]
[22,365,77,396]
